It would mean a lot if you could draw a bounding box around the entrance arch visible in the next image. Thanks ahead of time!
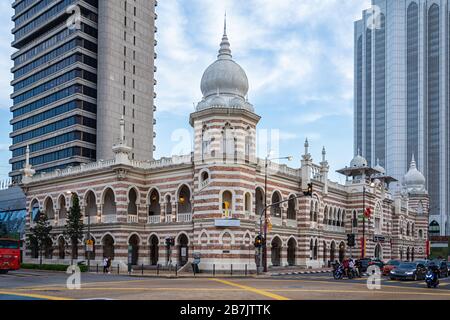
[374,243,382,260]
[129,234,140,265]
[330,241,336,262]
[339,242,345,262]
[102,234,115,259]
[287,238,296,266]
[58,237,65,259]
[178,234,189,266]
[271,237,282,266]
[149,235,159,266]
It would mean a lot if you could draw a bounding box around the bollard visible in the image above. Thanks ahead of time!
[213,264,215,277]
[231,264,233,276]
[142,264,144,275]
[117,264,119,275]
[175,264,178,277]
[245,264,247,276]
[157,264,160,276]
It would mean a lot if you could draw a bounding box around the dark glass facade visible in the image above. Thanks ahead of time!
[356,36,363,153]
[374,14,386,167]
[10,0,99,181]
[427,4,440,216]
[365,27,372,165]
[407,2,419,167]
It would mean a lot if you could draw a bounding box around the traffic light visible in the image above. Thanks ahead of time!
[254,235,263,248]
[165,237,175,247]
[303,183,313,196]
[347,234,355,247]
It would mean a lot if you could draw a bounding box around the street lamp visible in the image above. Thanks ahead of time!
[362,181,375,259]
[262,154,293,273]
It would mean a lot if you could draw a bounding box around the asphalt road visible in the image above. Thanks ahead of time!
[0,270,449,300]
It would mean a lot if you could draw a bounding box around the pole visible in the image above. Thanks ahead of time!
[263,157,268,272]
[87,209,91,271]
[362,186,365,259]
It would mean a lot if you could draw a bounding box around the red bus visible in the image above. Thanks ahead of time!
[0,238,21,274]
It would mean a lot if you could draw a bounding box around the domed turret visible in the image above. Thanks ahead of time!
[196,16,253,112]
[404,155,426,193]
[373,158,385,175]
[350,149,368,168]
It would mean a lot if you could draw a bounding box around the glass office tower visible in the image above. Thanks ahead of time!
[10,0,157,181]
[355,0,450,235]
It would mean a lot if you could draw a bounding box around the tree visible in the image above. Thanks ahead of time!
[64,194,84,264]
[27,211,53,265]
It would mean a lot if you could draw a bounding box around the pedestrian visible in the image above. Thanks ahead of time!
[107,256,112,274]
[102,257,108,274]
[349,258,356,277]
[342,258,350,278]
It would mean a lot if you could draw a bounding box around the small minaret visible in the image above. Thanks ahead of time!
[21,145,36,183]
[320,146,329,194]
[301,138,312,190]
[112,116,132,165]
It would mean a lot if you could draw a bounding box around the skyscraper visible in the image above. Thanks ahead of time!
[9,0,157,181]
[355,0,449,235]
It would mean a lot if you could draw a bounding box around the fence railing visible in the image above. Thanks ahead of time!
[177,213,192,222]
[148,215,161,224]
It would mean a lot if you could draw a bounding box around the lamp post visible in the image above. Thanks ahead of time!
[262,154,293,273]
[361,181,375,259]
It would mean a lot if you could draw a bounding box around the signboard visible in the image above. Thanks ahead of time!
[214,219,241,227]
[181,247,187,257]
[373,235,385,242]
[85,239,94,252]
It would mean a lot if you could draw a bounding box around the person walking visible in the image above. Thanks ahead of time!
[102,257,108,274]
[107,256,112,274]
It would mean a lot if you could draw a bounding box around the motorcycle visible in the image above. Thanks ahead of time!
[425,269,439,288]
[333,264,344,280]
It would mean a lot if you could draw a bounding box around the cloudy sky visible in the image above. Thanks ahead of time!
[0,0,371,183]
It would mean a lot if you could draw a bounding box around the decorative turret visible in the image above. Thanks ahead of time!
[403,154,427,194]
[301,138,313,190]
[21,145,35,183]
[112,116,132,165]
[320,146,329,194]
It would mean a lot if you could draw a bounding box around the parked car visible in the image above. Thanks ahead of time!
[356,258,372,273]
[428,260,449,278]
[369,259,385,270]
[382,260,401,276]
[389,262,427,281]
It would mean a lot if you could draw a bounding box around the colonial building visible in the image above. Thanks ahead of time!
[20,26,430,271]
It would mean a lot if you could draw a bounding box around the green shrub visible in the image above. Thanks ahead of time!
[21,263,88,272]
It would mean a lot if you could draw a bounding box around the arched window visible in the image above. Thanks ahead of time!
[165,195,172,215]
[178,185,192,214]
[323,206,328,224]
[222,191,233,218]
[128,188,138,215]
[222,123,235,162]
[287,195,296,220]
[313,239,318,260]
[44,197,55,219]
[58,195,67,219]
[244,192,251,217]
[245,130,251,162]
[103,188,116,216]
[406,222,410,236]
[202,126,211,160]
[314,202,318,222]
[271,192,282,218]
[418,229,423,239]
[309,200,314,221]
[255,188,264,216]
[309,238,314,260]
[374,203,383,235]
[148,189,161,216]
[85,191,97,217]
[429,220,440,236]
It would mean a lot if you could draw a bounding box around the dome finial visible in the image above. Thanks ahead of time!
[410,154,416,169]
[218,13,232,60]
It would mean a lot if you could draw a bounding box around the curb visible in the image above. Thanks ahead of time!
[271,269,333,276]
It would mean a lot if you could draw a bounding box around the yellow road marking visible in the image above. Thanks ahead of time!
[0,290,71,300]
[18,287,240,292]
[269,288,450,297]
[13,278,153,290]
[210,278,289,300]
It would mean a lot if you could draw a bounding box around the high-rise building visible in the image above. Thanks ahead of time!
[9,0,157,181]
[354,0,449,235]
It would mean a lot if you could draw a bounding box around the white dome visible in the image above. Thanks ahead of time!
[404,155,426,191]
[197,25,252,112]
[350,151,368,168]
[373,159,385,175]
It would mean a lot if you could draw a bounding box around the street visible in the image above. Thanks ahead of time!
[0,270,449,300]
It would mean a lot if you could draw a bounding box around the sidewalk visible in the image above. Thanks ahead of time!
[268,267,333,276]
